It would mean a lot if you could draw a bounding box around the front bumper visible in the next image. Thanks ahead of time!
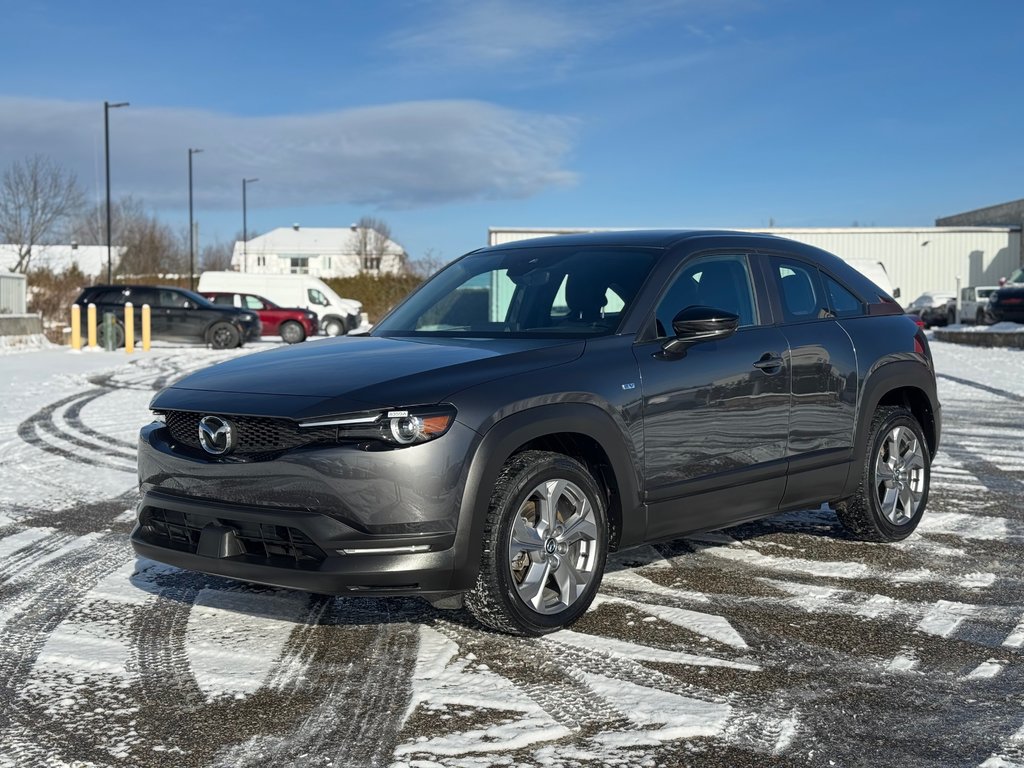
[133,420,480,595]
[991,304,1024,324]
[240,320,262,343]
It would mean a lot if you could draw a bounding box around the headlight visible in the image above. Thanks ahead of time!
[298,405,456,447]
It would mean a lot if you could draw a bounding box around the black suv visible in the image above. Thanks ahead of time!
[989,268,1024,324]
[75,285,261,349]
[133,231,940,635]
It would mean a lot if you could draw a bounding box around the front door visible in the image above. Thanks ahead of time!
[633,252,791,539]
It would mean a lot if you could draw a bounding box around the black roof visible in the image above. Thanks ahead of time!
[486,229,801,250]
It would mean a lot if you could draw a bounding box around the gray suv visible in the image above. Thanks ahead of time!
[132,231,940,635]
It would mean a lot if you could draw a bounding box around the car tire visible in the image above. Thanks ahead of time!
[279,320,306,344]
[834,406,930,542]
[208,322,240,350]
[323,318,344,337]
[97,320,125,349]
[464,450,608,636]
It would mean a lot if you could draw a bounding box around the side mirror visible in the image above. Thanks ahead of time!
[661,305,739,357]
[892,287,901,299]
[182,300,194,309]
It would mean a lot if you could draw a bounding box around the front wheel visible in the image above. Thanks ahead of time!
[465,450,608,636]
[834,405,930,542]
[323,317,344,337]
[208,322,240,350]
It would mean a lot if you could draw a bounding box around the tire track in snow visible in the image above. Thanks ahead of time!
[0,534,131,735]
[17,389,136,472]
[213,599,421,767]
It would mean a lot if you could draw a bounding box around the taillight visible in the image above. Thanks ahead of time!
[914,329,930,360]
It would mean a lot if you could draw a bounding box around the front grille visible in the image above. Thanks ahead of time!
[140,506,326,568]
[163,410,337,456]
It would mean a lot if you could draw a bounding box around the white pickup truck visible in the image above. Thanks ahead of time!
[960,285,999,325]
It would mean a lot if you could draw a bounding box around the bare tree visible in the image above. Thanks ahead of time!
[71,196,186,277]
[409,248,447,279]
[0,155,84,272]
[355,215,396,273]
[70,195,145,247]
[200,238,234,271]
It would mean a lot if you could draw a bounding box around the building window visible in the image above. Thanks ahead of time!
[363,255,382,271]
[289,256,309,274]
[256,255,266,267]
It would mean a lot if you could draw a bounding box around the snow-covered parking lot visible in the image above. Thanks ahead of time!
[1,337,1023,767]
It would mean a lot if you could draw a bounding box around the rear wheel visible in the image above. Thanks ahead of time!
[208,322,240,350]
[835,406,930,542]
[279,320,306,344]
[465,450,607,636]
[97,320,125,349]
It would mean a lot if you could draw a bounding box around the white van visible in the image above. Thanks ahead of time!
[197,272,362,336]
[844,259,899,300]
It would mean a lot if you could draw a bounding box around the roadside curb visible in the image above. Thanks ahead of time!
[934,327,1024,348]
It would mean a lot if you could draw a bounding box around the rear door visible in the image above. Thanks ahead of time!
[633,251,791,539]
[764,255,859,508]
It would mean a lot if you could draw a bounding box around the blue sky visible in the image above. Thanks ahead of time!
[2,0,1021,263]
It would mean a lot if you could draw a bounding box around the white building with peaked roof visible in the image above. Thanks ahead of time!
[0,244,123,276]
[231,226,407,277]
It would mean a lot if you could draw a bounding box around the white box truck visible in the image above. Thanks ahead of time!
[197,272,362,336]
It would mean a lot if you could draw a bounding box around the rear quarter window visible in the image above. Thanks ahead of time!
[823,275,865,318]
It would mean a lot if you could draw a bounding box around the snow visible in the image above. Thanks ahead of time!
[185,588,310,700]
[1,334,1024,765]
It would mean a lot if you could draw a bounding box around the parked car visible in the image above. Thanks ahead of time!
[197,272,362,336]
[133,231,940,636]
[959,285,999,325]
[990,282,1024,324]
[201,292,318,343]
[74,285,261,349]
[905,291,955,328]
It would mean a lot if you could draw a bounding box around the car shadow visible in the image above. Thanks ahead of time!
[127,504,854,633]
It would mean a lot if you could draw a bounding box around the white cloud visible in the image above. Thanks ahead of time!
[0,97,577,211]
[387,0,749,69]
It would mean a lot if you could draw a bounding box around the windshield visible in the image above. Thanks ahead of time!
[373,245,659,338]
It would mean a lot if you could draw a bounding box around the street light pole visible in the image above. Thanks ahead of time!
[188,148,203,290]
[104,100,129,284]
[242,177,258,272]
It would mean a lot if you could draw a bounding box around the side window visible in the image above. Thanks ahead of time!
[307,288,329,306]
[128,288,157,306]
[158,289,187,308]
[94,289,126,305]
[209,294,234,306]
[244,295,266,310]
[654,253,757,338]
[770,257,830,323]
[823,275,865,318]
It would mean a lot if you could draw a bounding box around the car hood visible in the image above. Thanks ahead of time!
[152,335,585,419]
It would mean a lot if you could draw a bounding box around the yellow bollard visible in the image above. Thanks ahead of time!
[141,304,151,351]
[71,304,82,351]
[87,303,98,349]
[124,302,134,354]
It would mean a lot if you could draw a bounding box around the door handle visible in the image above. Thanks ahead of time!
[752,354,784,374]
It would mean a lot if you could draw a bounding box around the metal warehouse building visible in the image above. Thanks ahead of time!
[488,226,1022,307]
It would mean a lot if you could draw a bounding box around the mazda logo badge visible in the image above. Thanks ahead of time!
[198,415,235,455]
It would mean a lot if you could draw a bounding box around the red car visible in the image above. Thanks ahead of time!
[201,292,319,343]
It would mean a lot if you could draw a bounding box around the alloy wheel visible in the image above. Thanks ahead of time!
[873,425,926,525]
[506,478,600,615]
